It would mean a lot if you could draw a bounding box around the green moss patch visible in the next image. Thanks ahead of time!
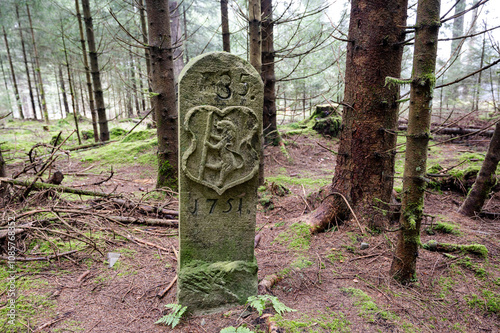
[275,222,311,252]
[274,309,350,333]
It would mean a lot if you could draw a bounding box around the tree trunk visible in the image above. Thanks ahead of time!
[3,26,24,119]
[446,0,465,103]
[221,0,230,52]
[306,0,408,232]
[472,30,486,111]
[26,4,49,123]
[145,0,179,190]
[129,48,140,116]
[390,0,441,284]
[61,23,82,145]
[0,148,5,178]
[54,67,64,118]
[58,65,70,118]
[249,0,263,184]
[137,59,146,113]
[31,56,43,114]
[182,5,189,62]
[248,0,261,73]
[138,0,154,125]
[458,122,500,216]
[81,0,109,141]
[75,0,99,142]
[16,5,38,120]
[261,0,278,145]
[169,2,184,79]
[0,55,14,115]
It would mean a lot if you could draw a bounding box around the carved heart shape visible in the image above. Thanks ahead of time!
[182,105,260,195]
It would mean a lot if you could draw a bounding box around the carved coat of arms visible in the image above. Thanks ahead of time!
[181,105,260,195]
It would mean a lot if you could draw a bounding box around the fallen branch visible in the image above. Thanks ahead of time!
[157,275,178,298]
[123,108,154,139]
[423,240,488,258]
[21,130,75,200]
[109,198,178,216]
[104,215,177,227]
[261,313,279,333]
[76,270,91,283]
[258,274,282,294]
[1,178,114,197]
[67,141,112,151]
[34,311,73,332]
[0,250,78,262]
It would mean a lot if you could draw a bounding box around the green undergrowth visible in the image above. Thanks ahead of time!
[466,289,500,314]
[77,137,157,167]
[279,119,317,136]
[266,174,330,190]
[0,261,57,331]
[342,287,417,331]
[275,222,313,277]
[275,222,311,252]
[273,309,351,333]
[428,220,462,235]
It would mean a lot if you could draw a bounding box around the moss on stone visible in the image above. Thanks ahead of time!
[178,259,258,314]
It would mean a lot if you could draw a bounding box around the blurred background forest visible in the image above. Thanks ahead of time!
[0,0,498,126]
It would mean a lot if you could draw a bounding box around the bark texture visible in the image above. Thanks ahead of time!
[82,0,109,141]
[261,0,278,144]
[390,0,441,283]
[145,0,179,189]
[307,0,408,231]
[221,0,230,52]
[458,122,500,216]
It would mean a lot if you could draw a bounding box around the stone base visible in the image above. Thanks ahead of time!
[177,259,258,315]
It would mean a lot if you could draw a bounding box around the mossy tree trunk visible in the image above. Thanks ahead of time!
[145,0,179,190]
[261,0,278,145]
[458,122,500,216]
[82,0,109,141]
[221,0,230,52]
[306,0,408,231]
[390,0,441,284]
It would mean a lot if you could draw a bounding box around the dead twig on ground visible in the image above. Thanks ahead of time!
[1,178,114,197]
[157,275,178,298]
[0,250,78,262]
[34,311,73,332]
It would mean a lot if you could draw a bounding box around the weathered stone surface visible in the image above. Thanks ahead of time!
[177,52,263,314]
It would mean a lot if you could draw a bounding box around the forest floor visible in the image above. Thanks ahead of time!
[1,118,499,333]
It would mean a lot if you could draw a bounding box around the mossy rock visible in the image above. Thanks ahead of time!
[312,116,342,137]
[310,104,340,119]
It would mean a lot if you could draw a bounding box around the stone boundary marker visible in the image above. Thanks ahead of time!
[177,52,263,314]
